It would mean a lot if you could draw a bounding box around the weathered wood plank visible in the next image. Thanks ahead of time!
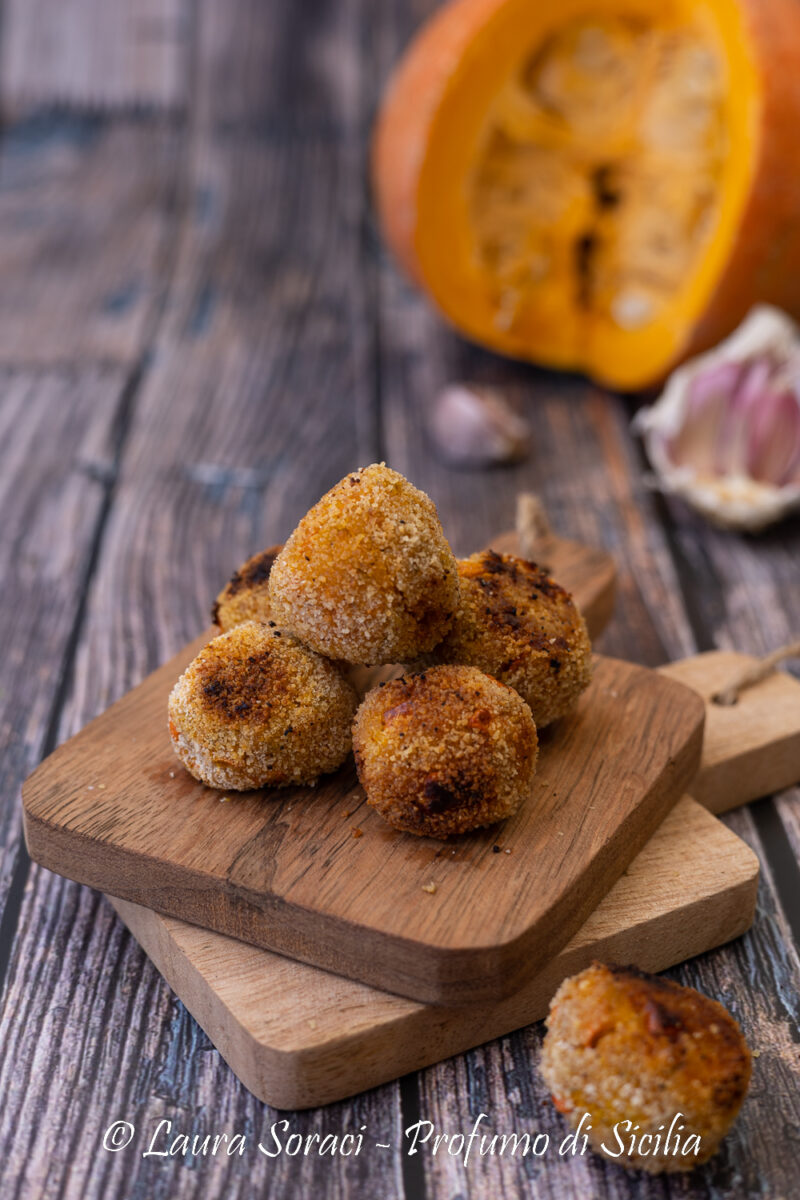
[0,220,402,1198]
[193,0,365,134]
[381,374,800,1200]
[0,873,403,1200]
[0,1,405,1196]
[1,0,189,113]
[378,341,800,1194]
[775,789,800,862]
[372,0,800,1175]
[0,368,125,909]
[0,118,177,366]
[654,494,800,660]
[407,815,800,1200]
[1,0,798,1196]
[655,490,800,1001]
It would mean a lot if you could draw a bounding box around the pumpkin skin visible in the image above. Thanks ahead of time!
[373,0,800,390]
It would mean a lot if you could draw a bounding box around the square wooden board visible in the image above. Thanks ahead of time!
[22,646,705,1005]
[110,797,758,1108]
[102,652,800,1106]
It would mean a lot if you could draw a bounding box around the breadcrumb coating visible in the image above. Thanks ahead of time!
[268,464,460,665]
[412,550,593,726]
[352,664,538,838]
[168,621,357,790]
[212,545,282,631]
[541,962,752,1173]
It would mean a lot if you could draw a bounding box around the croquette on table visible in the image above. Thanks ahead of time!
[541,962,752,1173]
[268,463,461,665]
[353,664,538,838]
[168,620,358,790]
[412,549,593,727]
[212,545,282,632]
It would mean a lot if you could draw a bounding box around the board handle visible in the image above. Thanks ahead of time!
[658,651,800,814]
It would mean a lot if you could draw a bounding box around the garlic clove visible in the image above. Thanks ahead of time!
[428,383,531,468]
[747,386,800,486]
[715,358,768,477]
[668,371,733,474]
[634,305,800,532]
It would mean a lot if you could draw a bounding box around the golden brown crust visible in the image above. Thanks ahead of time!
[212,545,282,631]
[268,464,461,665]
[352,664,538,838]
[412,550,592,726]
[541,962,752,1173]
[168,621,358,790]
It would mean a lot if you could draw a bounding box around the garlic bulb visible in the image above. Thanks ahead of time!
[428,383,531,468]
[633,305,800,531]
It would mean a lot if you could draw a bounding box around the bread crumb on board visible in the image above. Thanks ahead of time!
[422,882,437,894]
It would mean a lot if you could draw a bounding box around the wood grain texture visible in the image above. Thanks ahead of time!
[0,0,799,1195]
[385,386,800,1196]
[379,371,800,1194]
[657,487,800,883]
[18,518,611,1009]
[23,645,704,1005]
[1,0,189,112]
[0,369,126,910]
[0,4,411,1198]
[110,795,758,1109]
[370,2,800,1166]
[661,651,800,813]
[96,642,800,1110]
[379,377,800,1194]
[410,829,800,1200]
[0,866,402,1200]
[0,119,177,365]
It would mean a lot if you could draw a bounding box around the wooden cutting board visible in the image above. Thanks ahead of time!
[110,798,757,1110]
[108,649,800,1109]
[660,651,800,813]
[22,531,706,1006]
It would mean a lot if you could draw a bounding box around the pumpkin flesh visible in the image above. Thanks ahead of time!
[379,0,767,389]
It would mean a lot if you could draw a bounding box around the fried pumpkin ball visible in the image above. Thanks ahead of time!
[412,550,593,727]
[352,664,538,838]
[168,620,358,790]
[268,464,460,665]
[212,545,282,632]
[541,962,752,1174]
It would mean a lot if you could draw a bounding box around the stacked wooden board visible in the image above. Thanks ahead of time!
[22,531,800,1106]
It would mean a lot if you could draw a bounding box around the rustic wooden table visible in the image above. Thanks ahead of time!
[0,2,798,1197]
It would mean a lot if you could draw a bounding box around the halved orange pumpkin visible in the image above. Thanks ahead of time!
[373,0,800,389]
